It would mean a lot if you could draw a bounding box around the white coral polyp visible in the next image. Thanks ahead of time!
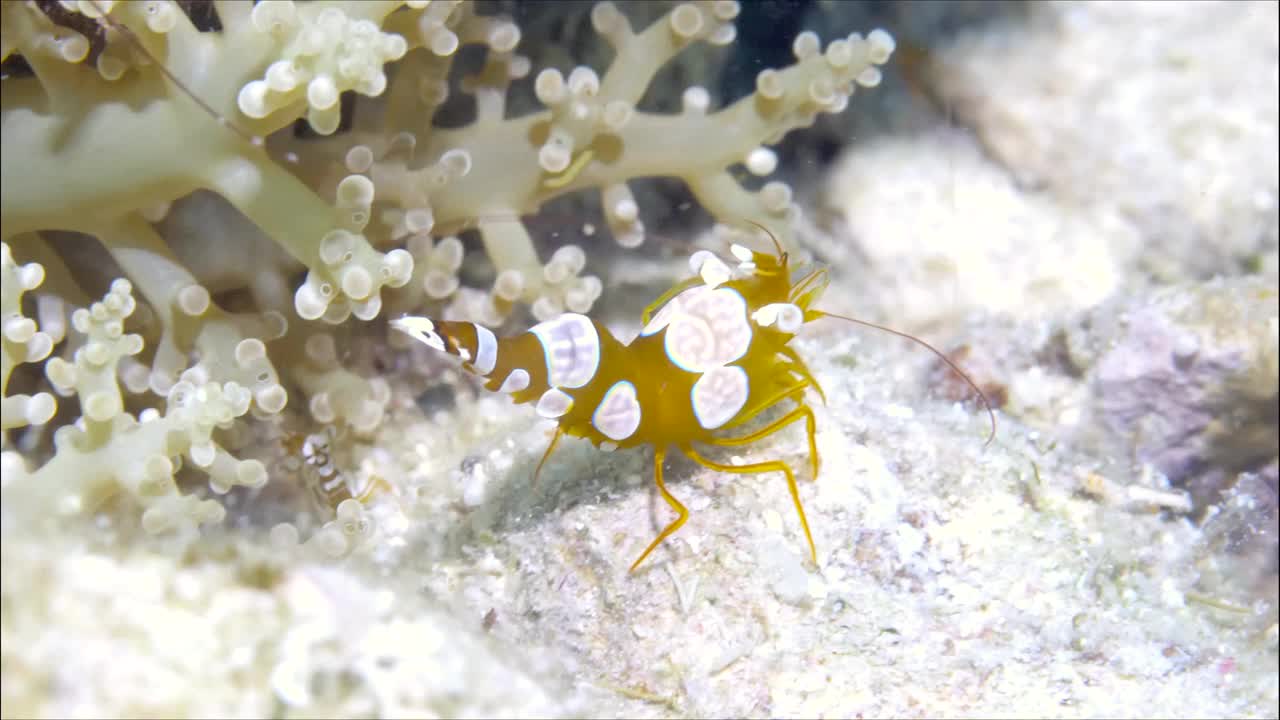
[238,1,408,134]
[293,240,413,324]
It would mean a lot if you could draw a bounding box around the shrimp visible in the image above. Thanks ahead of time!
[393,221,995,571]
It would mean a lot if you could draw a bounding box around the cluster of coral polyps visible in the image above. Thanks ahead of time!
[0,0,894,533]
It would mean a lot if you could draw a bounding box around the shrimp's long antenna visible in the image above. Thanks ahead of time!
[86,0,261,147]
[811,309,997,448]
[734,219,994,446]
[745,219,786,260]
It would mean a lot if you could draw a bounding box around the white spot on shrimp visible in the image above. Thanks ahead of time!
[472,323,497,374]
[536,387,574,419]
[658,286,751,372]
[530,313,599,389]
[691,365,749,429]
[592,380,641,441]
[498,368,530,393]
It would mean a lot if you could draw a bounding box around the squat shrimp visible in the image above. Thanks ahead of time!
[393,221,994,572]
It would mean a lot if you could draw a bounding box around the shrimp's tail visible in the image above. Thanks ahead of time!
[390,315,552,399]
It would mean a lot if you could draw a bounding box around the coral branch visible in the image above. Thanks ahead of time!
[1,0,897,533]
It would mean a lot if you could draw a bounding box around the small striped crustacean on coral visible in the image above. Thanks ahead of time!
[393,222,995,572]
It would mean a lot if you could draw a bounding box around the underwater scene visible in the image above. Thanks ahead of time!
[1,0,1277,717]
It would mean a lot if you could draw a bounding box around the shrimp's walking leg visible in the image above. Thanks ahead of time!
[779,346,827,406]
[629,448,688,573]
[720,377,809,431]
[681,445,817,565]
[709,405,819,481]
[532,427,564,489]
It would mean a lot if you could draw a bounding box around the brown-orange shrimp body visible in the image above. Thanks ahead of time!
[392,224,992,573]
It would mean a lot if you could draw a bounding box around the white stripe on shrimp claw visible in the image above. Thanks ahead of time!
[592,380,641,441]
[730,244,754,263]
[691,364,749,429]
[698,255,732,288]
[530,313,599,389]
[685,249,734,288]
[472,323,497,375]
[752,303,804,332]
[688,250,718,275]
